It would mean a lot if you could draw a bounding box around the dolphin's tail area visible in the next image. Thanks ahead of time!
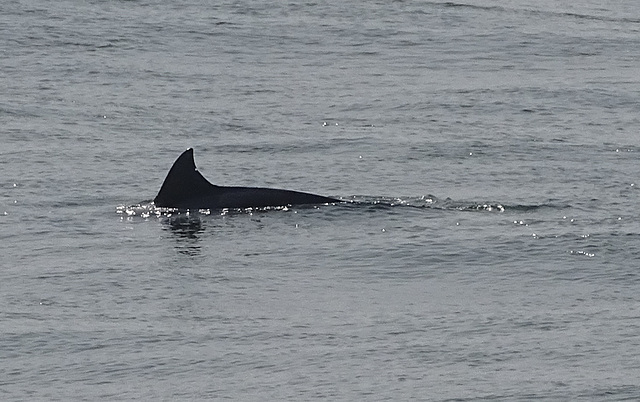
[214,186,337,209]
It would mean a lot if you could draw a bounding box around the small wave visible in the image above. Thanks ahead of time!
[439,1,640,25]
[116,201,160,218]
[116,196,568,218]
[338,195,568,213]
[337,195,438,209]
[116,201,316,218]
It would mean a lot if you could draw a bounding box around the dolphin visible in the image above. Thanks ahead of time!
[153,148,338,209]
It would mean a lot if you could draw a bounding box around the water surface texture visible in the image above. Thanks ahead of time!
[2,1,640,400]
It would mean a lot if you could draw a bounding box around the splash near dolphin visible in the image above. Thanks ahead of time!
[154,148,338,210]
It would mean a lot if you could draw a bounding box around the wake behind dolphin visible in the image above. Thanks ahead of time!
[153,148,338,210]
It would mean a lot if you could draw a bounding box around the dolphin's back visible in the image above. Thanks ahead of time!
[154,148,338,209]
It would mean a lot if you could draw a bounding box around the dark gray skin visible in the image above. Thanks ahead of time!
[154,148,338,209]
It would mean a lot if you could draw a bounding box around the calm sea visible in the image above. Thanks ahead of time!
[2,0,640,400]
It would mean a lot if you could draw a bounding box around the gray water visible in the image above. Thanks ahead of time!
[3,0,640,400]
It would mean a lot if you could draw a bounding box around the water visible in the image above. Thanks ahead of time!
[2,0,640,399]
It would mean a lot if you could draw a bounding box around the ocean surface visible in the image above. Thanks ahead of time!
[2,0,640,400]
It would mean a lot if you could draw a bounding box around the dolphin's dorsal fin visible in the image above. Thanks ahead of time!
[154,148,217,207]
